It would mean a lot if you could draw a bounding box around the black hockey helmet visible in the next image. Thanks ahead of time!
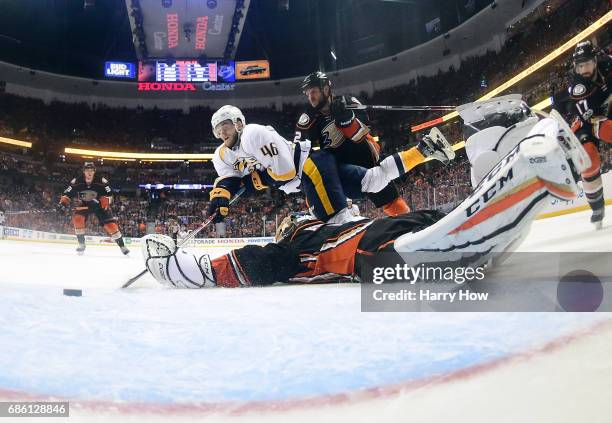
[301,71,331,92]
[573,41,597,64]
[83,162,96,171]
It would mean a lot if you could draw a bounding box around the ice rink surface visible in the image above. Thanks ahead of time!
[1,207,611,422]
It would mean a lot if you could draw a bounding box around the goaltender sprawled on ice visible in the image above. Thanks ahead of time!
[141,96,591,288]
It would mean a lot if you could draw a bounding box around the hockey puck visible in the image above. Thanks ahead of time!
[63,289,82,297]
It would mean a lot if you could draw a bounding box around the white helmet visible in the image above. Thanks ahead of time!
[211,105,246,139]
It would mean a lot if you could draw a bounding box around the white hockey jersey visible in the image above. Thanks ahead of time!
[212,124,310,194]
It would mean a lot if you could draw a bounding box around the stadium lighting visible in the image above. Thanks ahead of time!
[100,157,137,162]
[411,9,612,133]
[65,147,214,161]
[0,136,32,148]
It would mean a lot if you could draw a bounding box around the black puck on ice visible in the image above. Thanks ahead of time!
[63,289,82,297]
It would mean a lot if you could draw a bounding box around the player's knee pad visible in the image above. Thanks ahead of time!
[581,142,601,180]
[141,234,215,289]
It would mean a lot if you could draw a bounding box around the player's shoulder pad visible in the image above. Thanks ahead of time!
[296,107,317,129]
[213,143,227,161]
[101,177,109,184]
[70,178,77,185]
[570,82,588,98]
[568,73,592,99]
[241,123,267,137]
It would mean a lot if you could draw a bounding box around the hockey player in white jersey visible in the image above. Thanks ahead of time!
[207,105,455,224]
[142,98,590,289]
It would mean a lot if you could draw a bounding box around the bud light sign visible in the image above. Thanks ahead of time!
[105,62,136,79]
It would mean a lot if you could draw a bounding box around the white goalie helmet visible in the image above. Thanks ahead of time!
[211,105,246,139]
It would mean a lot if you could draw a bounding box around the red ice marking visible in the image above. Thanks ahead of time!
[1,318,611,416]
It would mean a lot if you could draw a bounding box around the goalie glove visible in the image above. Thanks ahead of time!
[416,127,456,165]
[141,234,216,288]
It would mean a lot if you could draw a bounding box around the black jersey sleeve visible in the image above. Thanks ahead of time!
[233,243,304,285]
[62,178,79,199]
[98,177,113,197]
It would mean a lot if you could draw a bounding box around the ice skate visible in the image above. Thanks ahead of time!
[591,206,605,230]
[416,127,456,165]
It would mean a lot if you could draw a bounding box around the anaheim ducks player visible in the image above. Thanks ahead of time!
[57,162,129,255]
[554,41,612,228]
[208,105,455,224]
[142,110,589,288]
[296,71,412,219]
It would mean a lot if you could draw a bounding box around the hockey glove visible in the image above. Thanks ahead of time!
[330,95,355,127]
[242,171,269,195]
[55,195,70,214]
[207,187,231,223]
[56,201,69,214]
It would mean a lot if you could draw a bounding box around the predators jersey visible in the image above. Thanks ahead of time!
[212,123,310,194]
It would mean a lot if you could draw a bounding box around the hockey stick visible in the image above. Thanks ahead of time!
[121,187,246,289]
[346,104,456,112]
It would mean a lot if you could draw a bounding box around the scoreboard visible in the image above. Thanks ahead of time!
[156,61,217,82]
[138,60,236,83]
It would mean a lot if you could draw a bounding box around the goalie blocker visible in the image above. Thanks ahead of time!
[141,117,588,288]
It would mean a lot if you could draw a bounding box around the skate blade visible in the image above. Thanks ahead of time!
[429,127,456,161]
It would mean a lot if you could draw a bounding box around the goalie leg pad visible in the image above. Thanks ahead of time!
[141,234,215,288]
[395,131,579,257]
